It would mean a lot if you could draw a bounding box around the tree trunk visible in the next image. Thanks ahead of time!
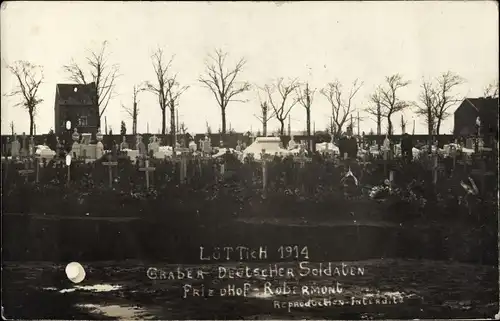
[263,121,267,137]
[170,104,176,147]
[279,120,285,136]
[29,110,34,136]
[133,102,138,135]
[436,118,442,135]
[221,108,227,135]
[428,108,433,151]
[96,112,101,130]
[161,107,167,135]
[306,108,311,150]
[387,114,393,136]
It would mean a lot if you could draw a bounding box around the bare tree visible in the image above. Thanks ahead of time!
[199,49,251,134]
[63,41,119,128]
[372,74,410,136]
[10,121,15,136]
[400,114,407,134]
[365,92,383,135]
[414,79,438,148]
[263,78,300,136]
[432,71,464,135]
[254,98,275,137]
[483,80,499,98]
[179,122,188,136]
[296,82,316,149]
[166,75,189,147]
[122,84,145,135]
[321,79,363,138]
[145,48,173,135]
[146,48,189,141]
[5,61,44,136]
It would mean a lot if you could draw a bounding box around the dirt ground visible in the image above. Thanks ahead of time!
[2,259,498,320]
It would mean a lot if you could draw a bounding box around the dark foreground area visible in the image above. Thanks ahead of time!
[2,259,498,319]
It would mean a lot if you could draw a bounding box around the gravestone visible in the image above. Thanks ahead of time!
[95,128,104,160]
[148,135,160,154]
[71,128,81,158]
[10,135,20,159]
[137,135,147,166]
[288,136,298,150]
[203,136,212,156]
[189,140,197,153]
[120,136,129,150]
[28,136,35,157]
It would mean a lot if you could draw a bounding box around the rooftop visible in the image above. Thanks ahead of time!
[56,83,96,105]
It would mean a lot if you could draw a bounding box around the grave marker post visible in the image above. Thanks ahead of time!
[293,153,312,193]
[432,153,439,185]
[18,158,35,183]
[261,149,269,198]
[177,147,190,184]
[139,158,156,189]
[383,150,388,176]
[102,154,118,188]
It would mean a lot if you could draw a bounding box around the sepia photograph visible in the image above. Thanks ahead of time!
[1,1,499,320]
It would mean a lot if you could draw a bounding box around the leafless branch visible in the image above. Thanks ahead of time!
[198,48,251,134]
[484,80,499,98]
[320,79,362,137]
[5,60,44,135]
[263,77,300,135]
[372,74,410,135]
[63,41,120,124]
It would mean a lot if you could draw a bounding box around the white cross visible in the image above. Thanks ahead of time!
[102,155,118,188]
[139,158,156,188]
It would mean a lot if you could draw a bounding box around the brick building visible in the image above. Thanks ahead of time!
[453,97,498,144]
[54,83,99,135]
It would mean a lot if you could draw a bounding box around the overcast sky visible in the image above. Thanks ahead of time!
[1,1,498,136]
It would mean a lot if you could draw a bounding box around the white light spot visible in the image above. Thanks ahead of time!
[65,154,72,166]
[65,262,86,284]
[74,87,78,93]
[65,120,72,130]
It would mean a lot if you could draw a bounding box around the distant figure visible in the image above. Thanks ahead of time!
[401,133,413,162]
[340,127,357,159]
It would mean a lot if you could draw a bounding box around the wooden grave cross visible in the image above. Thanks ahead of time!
[382,149,389,176]
[358,154,370,182]
[18,158,35,183]
[261,151,273,198]
[177,147,191,184]
[34,154,42,183]
[450,146,457,171]
[293,153,311,192]
[139,158,156,189]
[102,154,118,188]
[432,153,439,185]
[293,153,311,169]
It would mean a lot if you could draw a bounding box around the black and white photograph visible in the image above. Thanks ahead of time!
[1,1,499,320]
